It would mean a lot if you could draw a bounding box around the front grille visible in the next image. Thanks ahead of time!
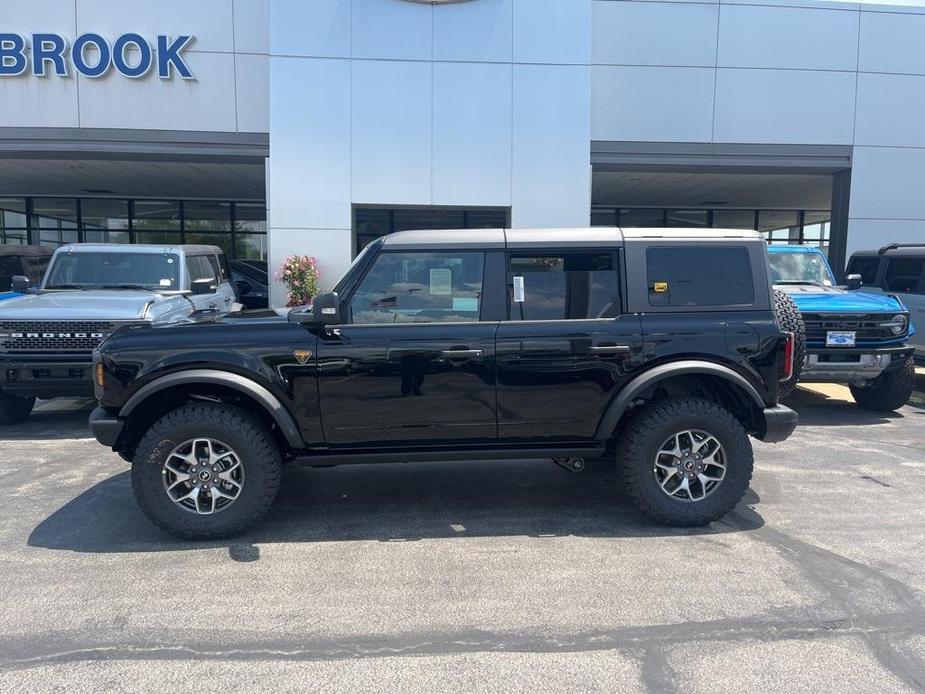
[0,321,118,354]
[802,313,898,343]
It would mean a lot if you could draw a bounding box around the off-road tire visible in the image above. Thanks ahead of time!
[849,357,915,412]
[617,397,754,527]
[132,402,282,540]
[773,289,805,399]
[0,391,35,425]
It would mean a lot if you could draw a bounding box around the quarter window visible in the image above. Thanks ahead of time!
[883,258,925,294]
[647,246,754,307]
[350,252,484,324]
[507,253,620,321]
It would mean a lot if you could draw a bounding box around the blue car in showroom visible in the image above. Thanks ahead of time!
[768,245,916,411]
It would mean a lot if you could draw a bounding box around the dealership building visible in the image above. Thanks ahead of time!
[1,0,924,304]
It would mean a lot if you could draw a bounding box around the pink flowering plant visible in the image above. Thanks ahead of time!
[276,255,320,307]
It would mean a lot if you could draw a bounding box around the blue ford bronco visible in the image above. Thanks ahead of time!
[768,245,916,411]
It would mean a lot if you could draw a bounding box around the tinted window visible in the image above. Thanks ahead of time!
[647,246,754,307]
[508,253,620,321]
[883,257,925,294]
[187,256,217,286]
[350,252,484,324]
[0,257,22,291]
[846,256,880,286]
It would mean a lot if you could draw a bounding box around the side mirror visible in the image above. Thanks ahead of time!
[11,275,30,293]
[190,278,213,296]
[313,292,340,325]
[288,292,340,325]
[845,273,862,290]
[234,279,252,296]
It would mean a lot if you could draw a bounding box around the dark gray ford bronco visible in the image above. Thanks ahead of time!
[90,227,798,539]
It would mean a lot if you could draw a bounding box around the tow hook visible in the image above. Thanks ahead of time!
[552,457,586,473]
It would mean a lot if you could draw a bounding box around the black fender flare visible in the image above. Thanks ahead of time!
[593,360,767,440]
[120,369,304,448]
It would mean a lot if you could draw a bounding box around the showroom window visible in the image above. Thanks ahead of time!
[591,206,830,247]
[353,205,509,254]
[0,198,28,244]
[0,198,267,260]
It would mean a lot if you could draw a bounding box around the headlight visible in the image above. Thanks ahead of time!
[885,314,908,335]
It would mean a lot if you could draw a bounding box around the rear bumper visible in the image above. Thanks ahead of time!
[0,356,94,398]
[801,345,914,382]
[757,404,799,443]
[89,406,124,448]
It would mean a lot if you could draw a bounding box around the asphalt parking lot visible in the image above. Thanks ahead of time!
[2,378,925,693]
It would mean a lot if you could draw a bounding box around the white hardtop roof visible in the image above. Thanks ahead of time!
[55,243,223,255]
[380,226,764,250]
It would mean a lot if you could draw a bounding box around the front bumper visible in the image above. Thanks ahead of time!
[0,355,94,398]
[757,404,799,443]
[800,345,914,383]
[89,406,124,448]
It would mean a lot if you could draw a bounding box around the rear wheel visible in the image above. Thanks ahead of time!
[0,391,35,425]
[849,357,915,412]
[617,397,753,527]
[131,402,282,540]
[773,289,805,399]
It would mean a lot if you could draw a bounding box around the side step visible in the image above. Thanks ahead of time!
[292,446,605,467]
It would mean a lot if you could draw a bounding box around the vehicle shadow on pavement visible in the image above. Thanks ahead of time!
[0,400,95,441]
[28,462,765,553]
[784,388,906,427]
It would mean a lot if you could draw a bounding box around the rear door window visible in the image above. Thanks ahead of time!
[647,246,754,307]
[883,257,925,294]
[846,256,881,287]
[187,255,217,288]
[507,252,620,320]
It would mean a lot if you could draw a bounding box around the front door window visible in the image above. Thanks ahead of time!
[349,251,485,324]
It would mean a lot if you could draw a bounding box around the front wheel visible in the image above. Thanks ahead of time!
[0,391,35,425]
[616,398,754,527]
[849,357,915,412]
[131,402,282,540]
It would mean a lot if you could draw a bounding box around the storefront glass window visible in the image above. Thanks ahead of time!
[133,200,181,230]
[33,198,78,230]
[185,201,232,232]
[234,203,267,233]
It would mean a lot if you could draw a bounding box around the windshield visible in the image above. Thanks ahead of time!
[44,252,181,291]
[769,251,835,286]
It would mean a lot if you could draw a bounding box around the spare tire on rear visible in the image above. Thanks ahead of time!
[773,289,806,399]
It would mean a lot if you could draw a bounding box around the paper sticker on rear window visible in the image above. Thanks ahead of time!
[160,279,172,286]
[430,268,452,295]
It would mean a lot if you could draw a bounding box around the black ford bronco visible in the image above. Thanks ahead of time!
[90,228,798,539]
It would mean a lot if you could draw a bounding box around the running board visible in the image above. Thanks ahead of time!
[292,446,605,467]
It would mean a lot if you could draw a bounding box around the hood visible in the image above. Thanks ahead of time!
[774,284,906,313]
[0,290,167,321]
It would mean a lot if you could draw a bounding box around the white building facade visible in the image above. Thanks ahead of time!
[2,0,925,305]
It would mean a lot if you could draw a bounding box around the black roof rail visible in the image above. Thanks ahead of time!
[877,243,925,254]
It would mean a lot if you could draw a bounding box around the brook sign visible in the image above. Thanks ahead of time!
[0,33,194,79]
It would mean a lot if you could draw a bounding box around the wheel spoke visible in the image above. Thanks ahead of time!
[659,467,678,490]
[166,475,191,493]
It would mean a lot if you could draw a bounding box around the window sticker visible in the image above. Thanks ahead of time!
[430,268,452,295]
[160,278,172,286]
[452,297,478,312]
[512,275,525,302]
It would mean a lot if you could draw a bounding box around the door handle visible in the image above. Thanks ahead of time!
[440,349,483,358]
[588,345,631,355]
